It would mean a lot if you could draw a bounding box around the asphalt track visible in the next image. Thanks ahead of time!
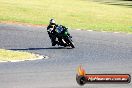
[0,23,132,88]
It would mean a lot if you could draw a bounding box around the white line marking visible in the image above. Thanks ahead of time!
[87,30,93,31]
[114,32,120,33]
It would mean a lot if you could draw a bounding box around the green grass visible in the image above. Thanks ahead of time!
[0,49,38,62]
[0,0,132,33]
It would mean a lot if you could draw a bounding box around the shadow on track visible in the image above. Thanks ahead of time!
[9,47,72,51]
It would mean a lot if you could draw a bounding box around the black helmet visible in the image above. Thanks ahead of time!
[50,19,56,25]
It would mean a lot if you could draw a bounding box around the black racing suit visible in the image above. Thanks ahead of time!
[47,24,58,46]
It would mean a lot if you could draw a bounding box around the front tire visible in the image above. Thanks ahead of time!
[70,41,75,48]
[67,37,75,48]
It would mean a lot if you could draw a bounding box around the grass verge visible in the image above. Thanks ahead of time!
[0,49,40,62]
[0,0,132,33]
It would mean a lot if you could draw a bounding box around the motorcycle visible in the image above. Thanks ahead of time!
[55,25,75,48]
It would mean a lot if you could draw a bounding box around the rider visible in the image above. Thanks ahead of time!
[47,19,71,46]
[47,19,58,46]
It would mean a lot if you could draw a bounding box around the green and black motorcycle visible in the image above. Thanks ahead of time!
[55,25,75,48]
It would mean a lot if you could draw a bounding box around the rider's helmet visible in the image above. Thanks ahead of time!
[50,19,56,25]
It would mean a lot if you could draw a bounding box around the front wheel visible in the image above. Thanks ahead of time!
[65,37,75,48]
[70,41,75,48]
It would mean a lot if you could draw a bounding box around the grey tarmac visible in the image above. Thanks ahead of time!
[0,23,132,88]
